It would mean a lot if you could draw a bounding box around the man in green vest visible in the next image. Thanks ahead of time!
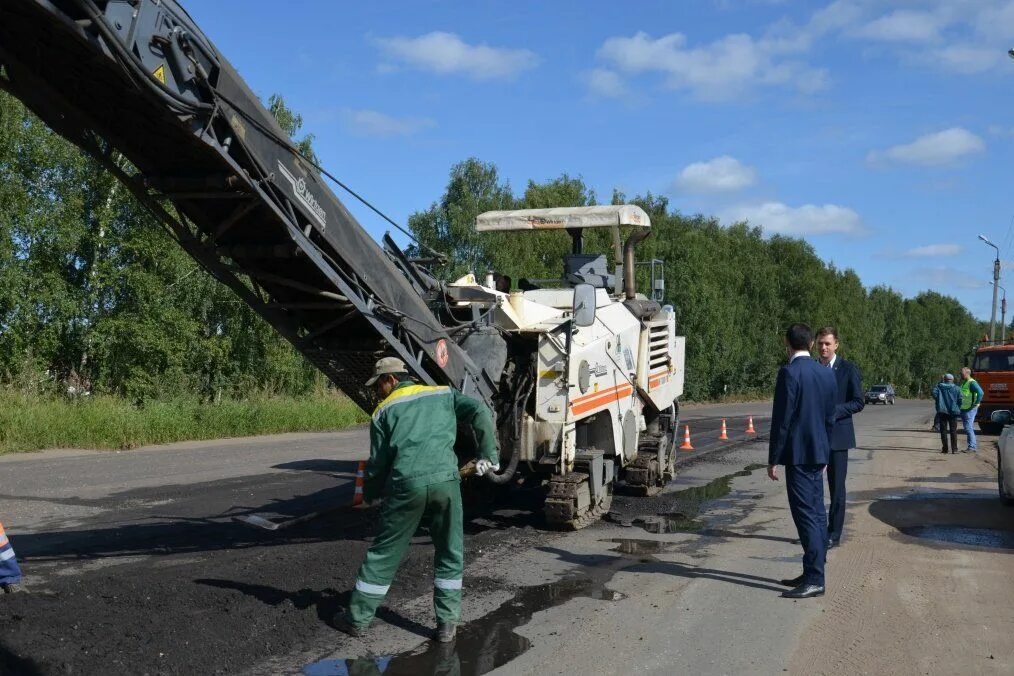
[959,367,984,453]
[334,357,499,643]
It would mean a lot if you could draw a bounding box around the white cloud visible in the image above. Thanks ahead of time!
[595,31,828,101]
[855,10,946,43]
[342,109,435,138]
[973,1,1014,42]
[720,201,864,236]
[911,266,986,290]
[932,45,1004,74]
[867,127,985,167]
[589,3,1013,102]
[902,243,964,258]
[375,32,538,80]
[675,156,757,193]
[849,2,1014,74]
[582,68,629,99]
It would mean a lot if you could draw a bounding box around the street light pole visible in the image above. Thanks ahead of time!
[979,234,1001,342]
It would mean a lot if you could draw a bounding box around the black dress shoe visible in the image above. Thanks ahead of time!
[827,538,840,550]
[781,583,825,599]
[779,574,805,587]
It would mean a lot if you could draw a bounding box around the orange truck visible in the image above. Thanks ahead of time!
[970,342,1014,434]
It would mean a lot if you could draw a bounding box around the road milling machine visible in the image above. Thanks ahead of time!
[0,0,685,528]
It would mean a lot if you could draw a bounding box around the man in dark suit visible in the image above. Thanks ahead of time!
[815,327,865,549]
[768,323,837,599]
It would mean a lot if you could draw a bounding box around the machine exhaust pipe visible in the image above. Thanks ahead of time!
[623,229,651,300]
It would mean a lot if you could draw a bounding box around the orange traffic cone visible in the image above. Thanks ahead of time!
[679,425,694,451]
[746,416,756,434]
[719,418,729,441]
[352,460,366,506]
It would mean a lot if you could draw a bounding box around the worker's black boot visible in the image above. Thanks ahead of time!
[1,583,21,594]
[333,612,364,638]
[435,623,456,643]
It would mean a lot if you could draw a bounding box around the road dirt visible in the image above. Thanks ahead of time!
[1,401,1011,675]
[788,416,1014,676]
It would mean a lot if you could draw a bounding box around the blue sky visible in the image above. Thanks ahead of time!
[186,0,1014,319]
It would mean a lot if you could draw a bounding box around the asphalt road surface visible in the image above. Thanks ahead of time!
[1,400,1011,675]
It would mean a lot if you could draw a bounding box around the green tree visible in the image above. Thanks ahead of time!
[0,91,324,400]
[268,94,319,165]
[409,157,985,400]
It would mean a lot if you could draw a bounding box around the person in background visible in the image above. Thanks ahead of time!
[958,367,984,453]
[932,374,962,454]
[932,375,945,432]
[814,327,865,550]
[0,521,23,594]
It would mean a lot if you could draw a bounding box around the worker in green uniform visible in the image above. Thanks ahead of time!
[335,357,499,643]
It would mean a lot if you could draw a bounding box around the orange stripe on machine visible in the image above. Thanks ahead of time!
[570,384,633,415]
[648,368,671,388]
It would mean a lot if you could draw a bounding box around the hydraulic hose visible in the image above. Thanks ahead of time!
[484,368,535,484]
[73,0,214,114]
[484,442,520,485]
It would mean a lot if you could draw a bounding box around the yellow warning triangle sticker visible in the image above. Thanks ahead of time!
[152,64,166,84]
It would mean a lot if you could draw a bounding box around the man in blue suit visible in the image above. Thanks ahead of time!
[816,327,865,549]
[768,323,837,599]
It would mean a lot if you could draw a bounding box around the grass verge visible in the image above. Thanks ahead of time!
[0,392,368,454]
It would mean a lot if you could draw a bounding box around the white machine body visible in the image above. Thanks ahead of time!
[455,205,686,479]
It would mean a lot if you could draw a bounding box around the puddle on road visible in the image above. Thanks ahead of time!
[625,463,766,535]
[305,464,768,674]
[900,526,1014,550]
[605,537,678,557]
[304,539,664,676]
[878,491,995,501]
[633,514,703,534]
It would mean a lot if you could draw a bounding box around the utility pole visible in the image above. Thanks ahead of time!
[979,234,1001,342]
[994,281,1008,342]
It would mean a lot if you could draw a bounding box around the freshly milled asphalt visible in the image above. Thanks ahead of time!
[13,399,997,672]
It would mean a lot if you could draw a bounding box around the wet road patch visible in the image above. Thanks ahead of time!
[899,526,1014,550]
[869,492,1014,552]
[615,463,766,535]
[303,539,650,675]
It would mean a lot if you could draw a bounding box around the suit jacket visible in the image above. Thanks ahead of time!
[769,355,837,467]
[829,357,864,451]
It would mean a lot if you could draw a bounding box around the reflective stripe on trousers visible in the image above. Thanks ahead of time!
[355,579,391,596]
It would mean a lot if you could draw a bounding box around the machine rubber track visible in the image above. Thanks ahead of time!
[544,472,612,530]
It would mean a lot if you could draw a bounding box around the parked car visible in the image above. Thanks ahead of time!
[989,410,1014,506]
[865,383,895,405]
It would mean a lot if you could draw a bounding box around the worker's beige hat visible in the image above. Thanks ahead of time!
[366,356,407,386]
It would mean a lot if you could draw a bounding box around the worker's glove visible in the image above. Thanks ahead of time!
[475,459,500,477]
